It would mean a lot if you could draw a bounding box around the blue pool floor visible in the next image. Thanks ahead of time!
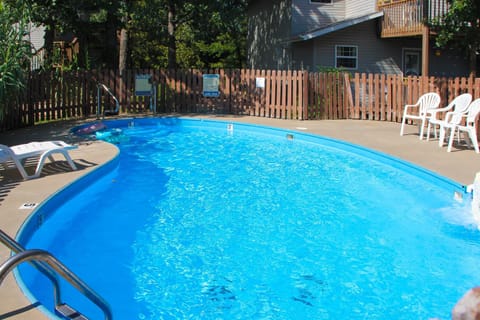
[1,116,480,319]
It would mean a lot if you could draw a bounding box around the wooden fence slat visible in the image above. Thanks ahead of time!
[301,71,308,120]
[274,70,281,118]
[280,70,286,119]
[475,78,480,100]
[333,73,339,120]
[4,69,480,131]
[396,75,403,122]
[43,72,50,122]
[338,72,345,119]
[264,69,271,117]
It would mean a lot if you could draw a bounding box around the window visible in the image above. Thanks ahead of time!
[402,49,421,76]
[335,45,358,69]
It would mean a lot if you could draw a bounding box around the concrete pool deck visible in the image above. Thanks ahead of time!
[0,115,479,319]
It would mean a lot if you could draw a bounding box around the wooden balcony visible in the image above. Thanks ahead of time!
[52,38,79,69]
[378,0,450,38]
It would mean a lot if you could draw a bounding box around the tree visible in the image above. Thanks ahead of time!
[27,0,123,69]
[118,0,130,75]
[128,0,247,69]
[0,0,33,119]
[187,0,247,68]
[25,0,248,70]
[430,0,480,76]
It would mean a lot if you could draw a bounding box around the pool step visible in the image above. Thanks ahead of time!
[55,303,88,320]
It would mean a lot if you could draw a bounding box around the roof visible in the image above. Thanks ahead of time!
[289,11,384,43]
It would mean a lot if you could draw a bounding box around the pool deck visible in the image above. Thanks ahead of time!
[0,115,479,319]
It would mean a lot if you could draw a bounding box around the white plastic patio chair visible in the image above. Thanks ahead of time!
[426,93,472,141]
[400,92,441,140]
[438,99,480,153]
[0,140,78,179]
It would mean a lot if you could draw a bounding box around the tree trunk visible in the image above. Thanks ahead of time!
[77,33,88,69]
[43,22,55,68]
[119,28,128,75]
[105,14,119,69]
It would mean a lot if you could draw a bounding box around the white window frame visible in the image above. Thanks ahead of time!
[335,45,358,70]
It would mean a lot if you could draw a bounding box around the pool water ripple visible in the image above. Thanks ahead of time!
[18,118,480,320]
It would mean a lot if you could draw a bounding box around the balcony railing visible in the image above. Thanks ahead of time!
[378,0,450,38]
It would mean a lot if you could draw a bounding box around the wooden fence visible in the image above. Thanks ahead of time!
[2,68,480,131]
[349,74,480,122]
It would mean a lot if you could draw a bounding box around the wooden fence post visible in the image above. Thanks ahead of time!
[5,69,480,132]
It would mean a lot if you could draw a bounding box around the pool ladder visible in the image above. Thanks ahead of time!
[97,83,120,119]
[0,229,112,320]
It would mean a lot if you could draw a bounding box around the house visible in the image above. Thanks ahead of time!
[26,24,80,71]
[247,0,471,77]
[23,23,45,70]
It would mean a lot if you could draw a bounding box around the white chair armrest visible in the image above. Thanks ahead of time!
[428,105,451,118]
[403,103,419,113]
[444,111,455,122]
[445,111,467,125]
[434,106,451,113]
[427,109,442,119]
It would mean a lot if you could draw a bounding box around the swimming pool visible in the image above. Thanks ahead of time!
[17,117,480,319]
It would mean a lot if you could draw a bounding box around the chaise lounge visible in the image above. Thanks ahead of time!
[0,141,78,180]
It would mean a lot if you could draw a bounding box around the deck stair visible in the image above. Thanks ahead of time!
[55,303,89,320]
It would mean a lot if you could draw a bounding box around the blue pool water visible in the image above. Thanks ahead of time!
[17,118,480,320]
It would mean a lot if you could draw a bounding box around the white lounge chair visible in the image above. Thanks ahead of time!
[426,93,472,141]
[400,92,441,140]
[0,141,78,179]
[443,98,480,153]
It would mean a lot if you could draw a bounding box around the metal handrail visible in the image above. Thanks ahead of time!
[97,83,120,119]
[0,230,112,320]
[0,230,62,306]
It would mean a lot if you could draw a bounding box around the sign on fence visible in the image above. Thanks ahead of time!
[256,77,265,89]
[135,74,152,96]
[21,69,480,129]
[203,74,220,97]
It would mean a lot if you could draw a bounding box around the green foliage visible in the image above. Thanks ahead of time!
[20,0,247,70]
[432,0,480,47]
[89,8,108,23]
[316,66,348,74]
[128,0,169,68]
[0,1,33,119]
[27,0,122,69]
[128,0,247,69]
[176,24,203,68]
[430,0,480,62]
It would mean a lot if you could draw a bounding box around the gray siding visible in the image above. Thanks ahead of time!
[247,0,470,76]
[291,19,470,76]
[291,41,314,69]
[292,20,405,73]
[309,20,406,74]
[345,0,376,18]
[247,0,293,69]
[28,24,45,51]
[291,0,345,35]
